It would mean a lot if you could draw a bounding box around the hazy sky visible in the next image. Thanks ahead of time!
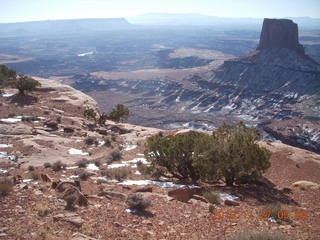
[1,0,319,23]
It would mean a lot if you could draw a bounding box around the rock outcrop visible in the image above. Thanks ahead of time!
[257,18,305,55]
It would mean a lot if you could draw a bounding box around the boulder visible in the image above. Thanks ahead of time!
[292,180,319,190]
[134,186,153,193]
[44,121,58,131]
[70,233,97,240]
[62,186,88,207]
[40,173,51,182]
[98,191,127,201]
[168,187,194,203]
[224,199,240,206]
[53,213,84,227]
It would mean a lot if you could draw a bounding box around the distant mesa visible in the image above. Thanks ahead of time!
[257,18,305,55]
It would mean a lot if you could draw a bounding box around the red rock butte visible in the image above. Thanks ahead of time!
[257,18,305,55]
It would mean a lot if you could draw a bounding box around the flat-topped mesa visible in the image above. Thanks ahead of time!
[257,18,305,55]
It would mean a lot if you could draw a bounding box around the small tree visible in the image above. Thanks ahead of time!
[0,65,16,88]
[84,107,97,123]
[108,104,130,123]
[12,74,41,95]
[144,131,206,182]
[194,122,271,186]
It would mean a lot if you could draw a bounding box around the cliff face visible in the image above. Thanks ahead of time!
[257,18,305,55]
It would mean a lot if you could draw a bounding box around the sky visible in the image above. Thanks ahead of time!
[0,0,319,23]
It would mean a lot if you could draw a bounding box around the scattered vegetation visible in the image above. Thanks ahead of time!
[265,202,292,223]
[43,162,52,168]
[137,161,152,176]
[34,203,52,217]
[52,160,65,171]
[103,138,112,147]
[144,122,271,185]
[203,190,221,205]
[12,74,41,95]
[107,149,122,163]
[102,168,131,181]
[0,183,13,197]
[83,104,130,125]
[84,136,98,145]
[126,193,151,211]
[31,172,39,180]
[28,165,35,171]
[229,230,293,240]
[77,159,88,168]
[64,194,77,211]
[77,169,90,180]
[0,65,16,88]
[108,104,130,122]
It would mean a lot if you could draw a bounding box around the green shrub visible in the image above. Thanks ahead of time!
[28,165,35,171]
[31,172,39,180]
[137,161,152,176]
[77,159,88,168]
[203,191,221,205]
[108,104,130,122]
[194,122,271,186]
[229,230,293,240]
[264,202,292,223]
[104,138,112,147]
[0,65,16,87]
[144,131,206,182]
[34,203,52,217]
[0,183,13,197]
[126,193,151,211]
[78,170,90,180]
[11,74,41,95]
[84,136,98,145]
[102,168,130,181]
[107,149,122,163]
[43,162,52,168]
[144,122,271,186]
[52,160,65,172]
[84,107,97,122]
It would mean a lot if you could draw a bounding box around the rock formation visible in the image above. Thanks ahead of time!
[257,18,305,55]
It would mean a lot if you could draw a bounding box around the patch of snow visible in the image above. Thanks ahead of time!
[68,148,89,156]
[1,93,14,97]
[119,180,199,188]
[0,144,13,148]
[204,106,214,113]
[69,175,79,179]
[87,163,99,171]
[107,163,130,168]
[0,152,17,161]
[75,139,82,142]
[0,118,21,123]
[23,179,33,183]
[125,158,149,164]
[130,164,137,168]
[134,171,141,175]
[125,208,138,214]
[98,140,105,147]
[122,144,137,151]
[268,217,277,223]
[136,153,144,156]
[219,193,239,201]
[66,166,78,170]
[0,169,8,174]
[175,96,181,103]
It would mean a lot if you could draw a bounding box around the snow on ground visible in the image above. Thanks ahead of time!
[124,158,149,164]
[0,93,14,97]
[68,148,89,156]
[0,169,8,174]
[0,152,17,161]
[219,193,239,201]
[0,144,13,148]
[122,144,137,151]
[118,179,198,188]
[87,163,99,171]
[134,170,141,175]
[22,179,33,183]
[0,118,21,123]
[66,166,78,170]
[107,163,130,169]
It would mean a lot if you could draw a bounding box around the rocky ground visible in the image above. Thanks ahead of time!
[0,79,320,240]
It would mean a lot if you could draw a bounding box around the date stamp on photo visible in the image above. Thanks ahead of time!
[211,209,309,221]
